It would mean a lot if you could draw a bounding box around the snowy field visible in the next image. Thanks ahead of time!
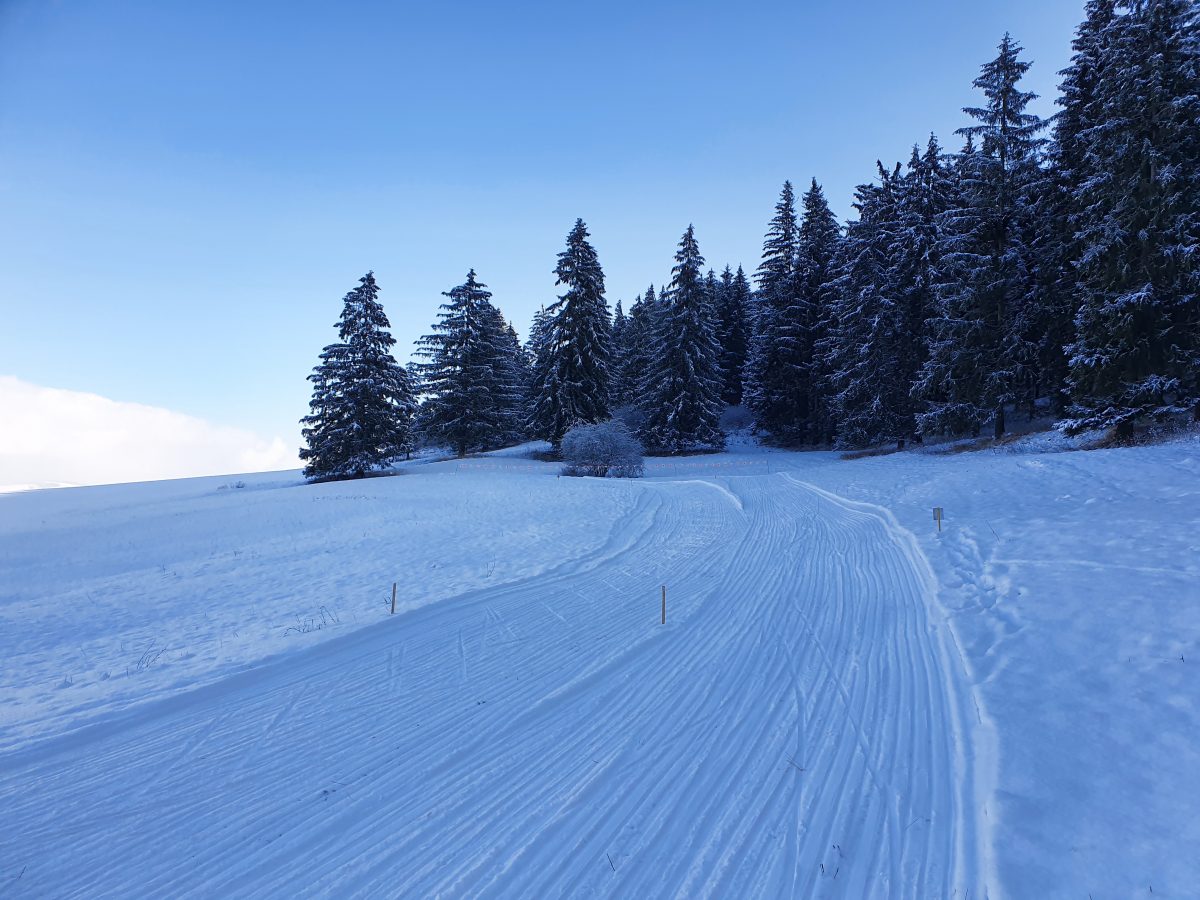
[1,436,1197,897]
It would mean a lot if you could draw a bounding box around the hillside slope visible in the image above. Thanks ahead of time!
[1,439,1197,897]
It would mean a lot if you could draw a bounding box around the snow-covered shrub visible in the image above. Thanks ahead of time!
[560,421,644,478]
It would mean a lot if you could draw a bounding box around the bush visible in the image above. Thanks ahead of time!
[561,421,645,478]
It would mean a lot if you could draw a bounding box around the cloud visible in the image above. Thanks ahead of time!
[0,376,299,488]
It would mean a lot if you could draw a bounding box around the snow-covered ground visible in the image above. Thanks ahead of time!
[0,482,79,494]
[0,436,1196,897]
[0,460,638,750]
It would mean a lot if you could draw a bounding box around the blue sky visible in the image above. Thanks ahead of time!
[0,0,1084,483]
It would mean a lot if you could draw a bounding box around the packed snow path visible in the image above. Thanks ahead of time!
[0,473,987,897]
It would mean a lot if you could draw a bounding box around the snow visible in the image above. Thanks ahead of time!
[0,459,637,751]
[1,438,1197,896]
[794,435,1200,897]
[0,482,78,494]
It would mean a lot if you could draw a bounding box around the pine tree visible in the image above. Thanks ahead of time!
[525,306,553,434]
[745,181,803,441]
[702,267,730,403]
[1052,0,1119,296]
[880,135,958,442]
[704,269,721,310]
[511,321,535,430]
[717,265,750,405]
[639,226,726,452]
[1023,168,1077,419]
[1055,0,1118,185]
[826,167,910,448]
[915,138,995,437]
[796,178,844,444]
[487,308,530,443]
[746,179,842,444]
[528,219,613,447]
[611,294,639,407]
[416,270,520,457]
[1041,1,1119,418]
[610,299,630,407]
[1064,0,1200,434]
[617,286,658,410]
[300,271,416,480]
[916,35,1049,439]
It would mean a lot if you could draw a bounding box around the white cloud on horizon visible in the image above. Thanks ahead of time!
[0,376,299,488]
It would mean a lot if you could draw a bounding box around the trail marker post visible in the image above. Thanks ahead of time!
[661,586,666,625]
[391,582,397,615]
[933,507,943,532]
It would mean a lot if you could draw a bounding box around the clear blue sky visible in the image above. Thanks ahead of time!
[0,0,1084,473]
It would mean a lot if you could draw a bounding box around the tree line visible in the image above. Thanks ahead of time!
[301,0,1199,481]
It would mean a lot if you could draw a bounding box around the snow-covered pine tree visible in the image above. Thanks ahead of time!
[528,219,613,447]
[612,294,640,407]
[825,166,910,448]
[610,299,629,406]
[405,361,422,406]
[744,181,804,441]
[616,285,659,412]
[639,226,726,452]
[511,321,535,427]
[704,269,721,310]
[486,307,529,444]
[914,137,989,437]
[1063,0,1200,434]
[1023,161,1077,420]
[416,270,518,457]
[702,267,730,403]
[1040,0,1119,418]
[524,305,553,435]
[1054,0,1118,189]
[881,135,958,441]
[796,178,844,445]
[300,271,417,480]
[1052,0,1119,290]
[717,265,750,406]
[916,35,1049,439]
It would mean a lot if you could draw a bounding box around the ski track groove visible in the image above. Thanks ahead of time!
[0,472,988,899]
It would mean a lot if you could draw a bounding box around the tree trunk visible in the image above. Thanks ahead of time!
[994,405,1006,440]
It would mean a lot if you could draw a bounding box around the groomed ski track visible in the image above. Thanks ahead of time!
[0,472,991,898]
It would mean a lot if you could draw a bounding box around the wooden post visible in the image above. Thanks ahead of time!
[661,585,666,625]
[391,582,397,615]
[933,507,943,532]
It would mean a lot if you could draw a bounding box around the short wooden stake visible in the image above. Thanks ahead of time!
[390,582,397,615]
[661,585,666,625]
[933,507,943,532]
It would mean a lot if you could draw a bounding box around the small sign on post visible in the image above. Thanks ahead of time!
[933,507,944,532]
[391,582,397,615]
[661,585,666,625]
